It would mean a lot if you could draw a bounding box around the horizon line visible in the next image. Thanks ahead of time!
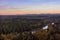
[0,13,60,15]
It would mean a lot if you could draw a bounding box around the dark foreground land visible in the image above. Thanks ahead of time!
[0,14,60,40]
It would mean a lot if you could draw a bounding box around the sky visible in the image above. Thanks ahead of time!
[0,0,60,15]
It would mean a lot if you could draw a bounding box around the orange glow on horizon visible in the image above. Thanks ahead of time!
[0,7,60,15]
[0,10,60,15]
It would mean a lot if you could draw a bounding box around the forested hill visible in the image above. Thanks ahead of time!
[0,14,59,34]
[0,14,60,40]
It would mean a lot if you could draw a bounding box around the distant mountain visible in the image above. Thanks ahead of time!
[0,14,60,19]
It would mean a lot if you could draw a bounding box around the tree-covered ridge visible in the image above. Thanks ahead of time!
[0,15,60,40]
[0,18,45,34]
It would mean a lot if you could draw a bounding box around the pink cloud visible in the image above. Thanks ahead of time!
[0,6,8,10]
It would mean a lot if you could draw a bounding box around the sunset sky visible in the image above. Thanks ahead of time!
[0,0,60,15]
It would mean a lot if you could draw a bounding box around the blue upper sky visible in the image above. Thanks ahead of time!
[0,0,60,7]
